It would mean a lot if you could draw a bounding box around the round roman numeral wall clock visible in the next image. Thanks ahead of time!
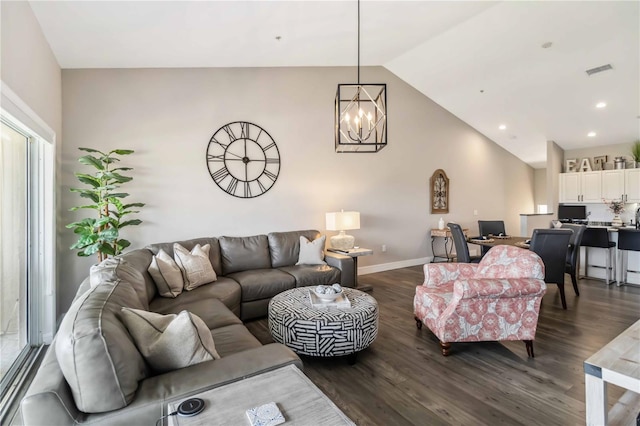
[206,121,281,198]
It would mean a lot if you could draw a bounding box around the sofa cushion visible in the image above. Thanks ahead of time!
[279,265,341,287]
[147,237,222,276]
[120,308,220,374]
[296,235,327,265]
[226,269,295,302]
[55,280,148,413]
[173,243,217,290]
[210,324,262,357]
[148,249,184,298]
[119,249,157,304]
[150,293,242,330]
[268,230,321,268]
[219,235,271,274]
[90,257,150,310]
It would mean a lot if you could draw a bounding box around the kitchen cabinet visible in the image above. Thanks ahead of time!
[560,169,640,203]
[559,172,602,203]
[625,168,640,202]
[601,170,625,201]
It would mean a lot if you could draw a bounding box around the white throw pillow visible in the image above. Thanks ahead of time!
[148,249,184,298]
[173,243,217,291]
[296,235,327,265]
[120,308,220,373]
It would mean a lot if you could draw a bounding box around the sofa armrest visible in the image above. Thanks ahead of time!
[324,252,355,288]
[21,342,82,426]
[454,278,547,299]
[422,263,478,287]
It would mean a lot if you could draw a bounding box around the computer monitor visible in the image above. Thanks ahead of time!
[558,205,587,221]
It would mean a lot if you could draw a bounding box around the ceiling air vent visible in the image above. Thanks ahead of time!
[586,64,613,76]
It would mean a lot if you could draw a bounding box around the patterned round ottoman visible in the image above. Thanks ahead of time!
[268,287,378,360]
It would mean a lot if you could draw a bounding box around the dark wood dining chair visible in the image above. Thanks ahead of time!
[561,224,586,296]
[529,228,572,309]
[448,222,481,263]
[478,220,506,256]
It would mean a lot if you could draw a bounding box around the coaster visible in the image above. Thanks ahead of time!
[246,402,285,426]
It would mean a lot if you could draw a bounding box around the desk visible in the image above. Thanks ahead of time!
[167,365,355,425]
[430,228,469,262]
[467,236,530,249]
[584,319,640,425]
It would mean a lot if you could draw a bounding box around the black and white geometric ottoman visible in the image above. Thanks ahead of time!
[268,287,378,363]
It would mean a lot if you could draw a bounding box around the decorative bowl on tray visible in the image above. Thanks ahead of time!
[313,284,343,302]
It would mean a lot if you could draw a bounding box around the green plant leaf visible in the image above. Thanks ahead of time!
[112,167,133,172]
[79,192,100,203]
[99,243,116,255]
[66,218,96,228]
[116,239,131,250]
[123,202,145,209]
[78,155,105,170]
[79,147,104,155]
[69,204,99,211]
[75,174,102,187]
[109,192,129,199]
[83,243,102,256]
[119,219,142,228]
[111,149,134,155]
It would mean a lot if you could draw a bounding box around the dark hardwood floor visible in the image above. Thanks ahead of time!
[246,266,640,426]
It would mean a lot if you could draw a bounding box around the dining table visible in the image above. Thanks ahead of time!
[466,235,531,249]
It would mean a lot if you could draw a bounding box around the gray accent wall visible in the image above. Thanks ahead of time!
[59,66,535,313]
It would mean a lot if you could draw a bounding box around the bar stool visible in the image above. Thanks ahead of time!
[617,228,640,287]
[581,228,616,285]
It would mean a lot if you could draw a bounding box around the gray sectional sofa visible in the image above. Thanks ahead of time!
[21,230,354,425]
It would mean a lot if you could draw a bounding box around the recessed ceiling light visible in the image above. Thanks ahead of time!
[596,102,607,108]
[498,124,507,130]
[587,132,596,137]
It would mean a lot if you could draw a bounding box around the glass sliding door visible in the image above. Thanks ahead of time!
[0,121,29,383]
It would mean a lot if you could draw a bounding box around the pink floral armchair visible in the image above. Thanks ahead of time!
[414,245,546,357]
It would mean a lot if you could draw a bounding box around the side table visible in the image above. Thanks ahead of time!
[430,227,469,263]
[327,247,373,291]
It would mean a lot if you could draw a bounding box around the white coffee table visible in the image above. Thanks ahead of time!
[167,365,354,425]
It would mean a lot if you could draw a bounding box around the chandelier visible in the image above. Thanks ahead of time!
[335,0,387,153]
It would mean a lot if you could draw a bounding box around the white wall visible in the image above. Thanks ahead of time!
[1,2,62,327]
[59,66,535,313]
[534,169,547,208]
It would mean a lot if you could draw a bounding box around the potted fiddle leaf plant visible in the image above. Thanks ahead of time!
[66,147,145,262]
[631,140,640,168]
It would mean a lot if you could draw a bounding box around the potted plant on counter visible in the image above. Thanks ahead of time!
[631,140,640,168]
[603,198,625,227]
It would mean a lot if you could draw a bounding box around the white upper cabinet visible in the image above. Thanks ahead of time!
[601,170,625,201]
[625,169,640,202]
[559,173,581,202]
[560,169,640,203]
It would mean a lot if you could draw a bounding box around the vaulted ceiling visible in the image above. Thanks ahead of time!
[29,1,640,168]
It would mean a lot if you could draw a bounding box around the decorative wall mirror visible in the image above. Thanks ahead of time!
[430,169,449,214]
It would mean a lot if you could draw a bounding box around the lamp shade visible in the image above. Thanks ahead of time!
[326,211,360,231]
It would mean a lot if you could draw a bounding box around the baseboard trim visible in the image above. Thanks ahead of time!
[358,257,431,275]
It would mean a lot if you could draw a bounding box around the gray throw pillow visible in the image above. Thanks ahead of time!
[173,243,217,290]
[296,235,327,265]
[120,308,220,373]
[148,249,184,298]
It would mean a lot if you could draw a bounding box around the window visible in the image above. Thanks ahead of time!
[0,86,56,422]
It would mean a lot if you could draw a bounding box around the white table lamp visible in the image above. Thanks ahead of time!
[326,211,360,250]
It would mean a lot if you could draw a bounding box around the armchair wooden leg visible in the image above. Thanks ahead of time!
[525,340,534,358]
[414,316,422,330]
[439,341,451,356]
